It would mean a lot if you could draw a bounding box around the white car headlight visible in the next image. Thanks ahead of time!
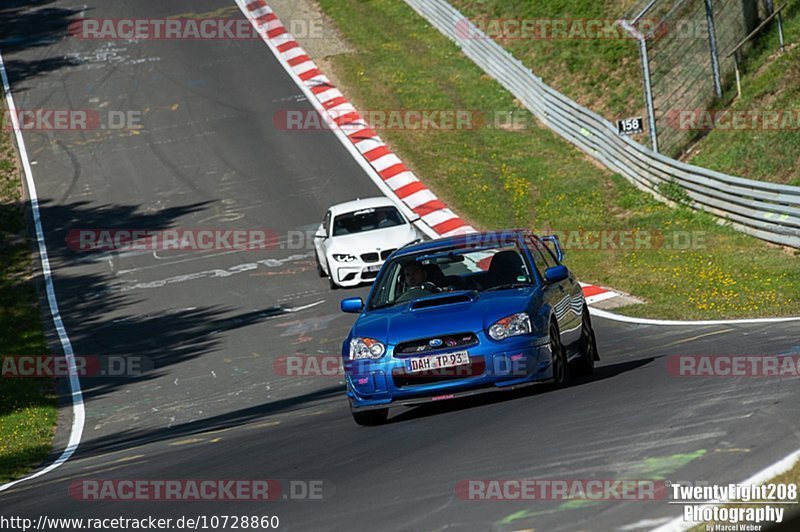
[349,337,386,360]
[488,313,531,341]
[333,254,357,263]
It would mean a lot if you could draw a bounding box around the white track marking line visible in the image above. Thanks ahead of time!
[0,51,85,493]
[590,307,800,326]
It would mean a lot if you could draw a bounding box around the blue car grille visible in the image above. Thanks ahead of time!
[394,333,478,356]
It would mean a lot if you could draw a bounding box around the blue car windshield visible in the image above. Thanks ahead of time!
[368,245,532,310]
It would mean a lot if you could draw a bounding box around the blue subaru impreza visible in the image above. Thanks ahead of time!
[339,230,599,425]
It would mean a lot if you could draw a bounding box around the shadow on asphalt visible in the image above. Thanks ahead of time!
[0,1,85,87]
[388,356,660,424]
[70,385,344,458]
[1,197,305,406]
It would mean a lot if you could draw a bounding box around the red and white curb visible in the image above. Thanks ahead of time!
[236,0,473,239]
[580,282,620,305]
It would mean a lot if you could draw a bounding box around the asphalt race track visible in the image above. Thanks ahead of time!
[1,1,799,530]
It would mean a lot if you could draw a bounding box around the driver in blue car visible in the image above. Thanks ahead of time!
[403,261,430,290]
[403,260,456,294]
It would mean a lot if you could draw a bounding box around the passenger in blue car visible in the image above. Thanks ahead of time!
[487,250,527,288]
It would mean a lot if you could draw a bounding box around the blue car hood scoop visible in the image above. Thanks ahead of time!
[410,291,475,311]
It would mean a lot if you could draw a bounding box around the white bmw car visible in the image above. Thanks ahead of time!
[315,197,421,288]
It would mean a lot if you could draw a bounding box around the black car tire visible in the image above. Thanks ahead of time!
[576,307,598,376]
[352,408,388,426]
[315,251,326,278]
[550,322,571,387]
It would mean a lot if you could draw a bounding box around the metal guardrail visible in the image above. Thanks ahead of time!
[405,0,800,248]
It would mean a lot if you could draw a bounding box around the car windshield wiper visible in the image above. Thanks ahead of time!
[483,282,534,292]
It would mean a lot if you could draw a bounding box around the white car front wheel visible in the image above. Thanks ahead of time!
[315,250,327,278]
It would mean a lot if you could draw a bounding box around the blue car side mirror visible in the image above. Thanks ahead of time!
[341,297,365,313]
[544,265,569,284]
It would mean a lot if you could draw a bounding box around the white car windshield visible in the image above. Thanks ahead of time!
[332,206,405,236]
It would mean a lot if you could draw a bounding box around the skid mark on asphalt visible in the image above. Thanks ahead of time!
[630,450,707,479]
[500,499,600,524]
[246,421,282,430]
[169,438,205,446]
[169,6,241,18]
[642,328,737,353]
[70,454,148,473]
[2,457,149,495]
[496,451,707,526]
[112,254,310,291]
[505,435,723,479]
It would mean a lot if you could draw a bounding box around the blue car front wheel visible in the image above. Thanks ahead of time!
[550,322,571,387]
[576,307,598,376]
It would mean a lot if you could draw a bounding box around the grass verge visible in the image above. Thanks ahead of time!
[0,104,57,484]
[314,0,799,319]
[450,0,643,128]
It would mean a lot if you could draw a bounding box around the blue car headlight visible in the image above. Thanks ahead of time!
[488,312,531,341]
[349,337,386,360]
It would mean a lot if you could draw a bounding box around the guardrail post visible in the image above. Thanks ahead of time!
[640,38,659,153]
[620,19,659,153]
[704,0,724,99]
[733,51,742,98]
